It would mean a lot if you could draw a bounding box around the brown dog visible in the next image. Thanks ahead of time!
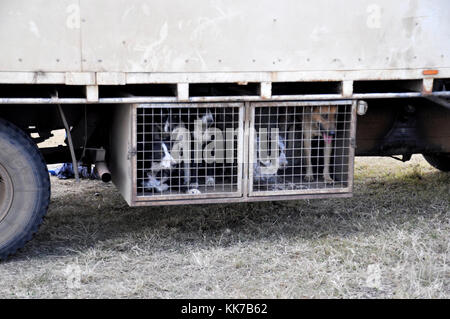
[302,105,338,183]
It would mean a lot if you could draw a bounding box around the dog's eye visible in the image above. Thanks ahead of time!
[323,114,328,119]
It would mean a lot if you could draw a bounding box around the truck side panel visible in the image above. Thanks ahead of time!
[0,0,81,72]
[1,0,449,74]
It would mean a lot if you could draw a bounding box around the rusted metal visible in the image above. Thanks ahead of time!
[422,79,434,95]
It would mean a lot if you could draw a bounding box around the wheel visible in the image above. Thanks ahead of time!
[423,153,450,172]
[0,118,50,260]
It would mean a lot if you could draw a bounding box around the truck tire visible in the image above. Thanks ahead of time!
[423,153,450,172]
[0,118,50,260]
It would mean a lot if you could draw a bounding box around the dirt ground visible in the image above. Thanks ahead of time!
[0,155,448,298]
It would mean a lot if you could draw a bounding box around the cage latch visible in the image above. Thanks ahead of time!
[128,146,137,159]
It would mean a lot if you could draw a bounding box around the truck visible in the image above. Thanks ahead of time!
[0,0,449,259]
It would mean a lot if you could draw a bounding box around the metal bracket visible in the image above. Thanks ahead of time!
[57,104,80,182]
[128,146,137,160]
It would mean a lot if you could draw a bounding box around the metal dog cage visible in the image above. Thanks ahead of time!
[135,103,244,200]
[249,101,356,196]
[110,101,356,206]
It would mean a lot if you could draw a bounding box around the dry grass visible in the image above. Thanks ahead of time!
[0,155,448,298]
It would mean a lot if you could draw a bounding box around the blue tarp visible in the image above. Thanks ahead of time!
[49,163,99,180]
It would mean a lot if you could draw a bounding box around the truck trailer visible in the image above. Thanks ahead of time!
[0,0,449,258]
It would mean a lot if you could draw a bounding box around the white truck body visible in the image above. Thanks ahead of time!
[1,0,449,88]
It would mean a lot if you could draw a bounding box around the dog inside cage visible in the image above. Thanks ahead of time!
[135,103,353,199]
[136,106,241,197]
[251,103,352,193]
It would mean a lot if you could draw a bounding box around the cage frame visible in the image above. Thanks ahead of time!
[132,102,245,202]
[248,100,357,197]
[126,100,356,205]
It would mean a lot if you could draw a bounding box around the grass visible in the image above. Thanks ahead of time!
[0,155,448,298]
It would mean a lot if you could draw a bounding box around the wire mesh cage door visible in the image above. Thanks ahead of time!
[248,101,356,197]
[133,103,244,202]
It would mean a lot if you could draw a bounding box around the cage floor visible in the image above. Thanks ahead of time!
[139,184,239,198]
[252,175,347,192]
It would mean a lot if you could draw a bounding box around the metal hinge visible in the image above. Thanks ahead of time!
[350,137,357,149]
[128,146,137,159]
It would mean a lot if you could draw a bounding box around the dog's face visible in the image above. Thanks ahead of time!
[311,106,338,143]
[154,113,186,141]
[199,110,214,127]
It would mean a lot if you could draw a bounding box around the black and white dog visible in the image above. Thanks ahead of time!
[253,108,289,184]
[143,110,215,194]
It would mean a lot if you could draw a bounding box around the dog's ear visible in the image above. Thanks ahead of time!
[153,123,166,141]
[328,105,338,115]
[315,106,338,118]
[315,106,334,115]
